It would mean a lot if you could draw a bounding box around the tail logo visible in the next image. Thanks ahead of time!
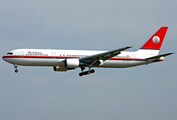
[153,36,160,44]
[141,27,168,50]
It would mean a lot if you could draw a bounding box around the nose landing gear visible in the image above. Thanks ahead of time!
[13,64,18,73]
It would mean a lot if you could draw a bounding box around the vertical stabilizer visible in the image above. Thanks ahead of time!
[141,27,168,50]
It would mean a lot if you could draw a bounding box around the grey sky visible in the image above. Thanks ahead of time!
[0,0,177,120]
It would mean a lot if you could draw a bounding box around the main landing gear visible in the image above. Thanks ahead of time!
[79,67,95,76]
[79,59,99,76]
[13,64,18,73]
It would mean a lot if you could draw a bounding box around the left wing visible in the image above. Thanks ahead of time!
[79,46,132,67]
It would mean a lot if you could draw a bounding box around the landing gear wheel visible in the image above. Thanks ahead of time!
[79,72,83,76]
[90,69,95,73]
[83,71,88,75]
[79,69,95,76]
[13,64,18,73]
[15,69,18,73]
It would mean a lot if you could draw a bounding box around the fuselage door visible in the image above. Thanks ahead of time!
[19,51,24,58]
[51,52,56,58]
[132,54,136,60]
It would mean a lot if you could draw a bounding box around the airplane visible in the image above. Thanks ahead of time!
[2,27,174,76]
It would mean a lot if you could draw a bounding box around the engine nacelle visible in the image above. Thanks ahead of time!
[53,66,67,71]
[65,59,79,68]
[53,59,79,72]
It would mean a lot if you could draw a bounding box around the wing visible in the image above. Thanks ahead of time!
[79,46,132,68]
[146,53,174,61]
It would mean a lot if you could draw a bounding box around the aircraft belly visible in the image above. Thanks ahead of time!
[5,57,148,68]
[101,60,146,68]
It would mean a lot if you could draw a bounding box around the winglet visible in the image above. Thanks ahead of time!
[141,27,168,50]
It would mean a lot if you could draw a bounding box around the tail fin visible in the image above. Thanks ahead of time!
[141,27,168,50]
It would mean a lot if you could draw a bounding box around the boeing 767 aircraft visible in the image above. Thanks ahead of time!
[2,27,174,76]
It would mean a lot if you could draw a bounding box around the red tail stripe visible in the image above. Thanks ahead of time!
[141,27,168,50]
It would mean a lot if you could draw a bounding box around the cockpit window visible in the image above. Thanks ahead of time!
[7,52,13,55]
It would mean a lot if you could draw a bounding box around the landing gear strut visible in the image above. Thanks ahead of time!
[79,67,95,76]
[13,64,18,73]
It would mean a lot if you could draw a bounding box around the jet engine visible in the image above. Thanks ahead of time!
[53,59,79,72]
[65,59,79,68]
[53,66,67,71]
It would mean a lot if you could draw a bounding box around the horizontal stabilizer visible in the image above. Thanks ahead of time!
[146,53,174,61]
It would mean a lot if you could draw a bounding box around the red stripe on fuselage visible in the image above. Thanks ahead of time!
[2,55,163,61]
[2,55,80,59]
[3,55,164,62]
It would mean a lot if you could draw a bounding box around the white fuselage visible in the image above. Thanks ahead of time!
[2,48,162,68]
[2,27,172,76]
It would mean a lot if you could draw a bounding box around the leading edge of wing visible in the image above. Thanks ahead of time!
[79,46,132,62]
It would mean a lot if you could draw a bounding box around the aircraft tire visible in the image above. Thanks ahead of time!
[79,72,83,76]
[15,69,18,73]
[83,71,88,75]
[90,69,95,73]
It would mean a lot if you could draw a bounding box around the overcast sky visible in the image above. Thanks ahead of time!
[0,0,177,120]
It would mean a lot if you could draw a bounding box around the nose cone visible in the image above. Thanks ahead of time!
[2,55,5,60]
[2,55,11,63]
[3,51,14,64]
[2,55,7,62]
